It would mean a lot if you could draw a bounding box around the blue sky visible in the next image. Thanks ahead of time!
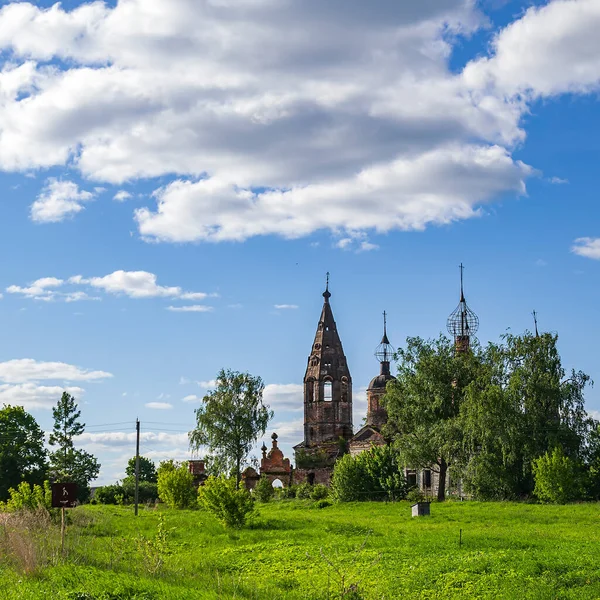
[0,0,599,484]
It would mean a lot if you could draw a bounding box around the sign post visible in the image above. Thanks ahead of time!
[51,483,78,555]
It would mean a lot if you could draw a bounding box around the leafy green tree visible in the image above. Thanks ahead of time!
[0,405,47,501]
[48,392,100,502]
[125,456,157,483]
[533,446,583,504]
[0,481,52,512]
[384,335,480,501]
[189,369,273,486]
[157,460,196,509]
[198,475,255,528]
[460,333,592,499]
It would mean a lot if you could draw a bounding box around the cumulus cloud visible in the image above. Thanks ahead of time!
[8,270,213,303]
[30,179,94,223]
[197,380,216,389]
[572,237,600,260]
[145,402,173,410]
[0,0,552,245]
[0,358,112,383]
[274,304,298,310]
[113,190,132,202]
[263,383,303,412]
[0,383,84,409]
[182,394,200,403]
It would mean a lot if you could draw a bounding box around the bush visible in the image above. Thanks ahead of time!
[331,445,406,502]
[406,488,426,504]
[533,447,584,504]
[310,484,329,501]
[280,485,297,499]
[94,484,124,505]
[254,475,275,503]
[312,499,332,509]
[198,476,255,528]
[157,461,196,509]
[0,481,52,512]
[296,482,313,500]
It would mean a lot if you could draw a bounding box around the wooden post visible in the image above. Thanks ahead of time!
[61,507,65,555]
[134,418,140,516]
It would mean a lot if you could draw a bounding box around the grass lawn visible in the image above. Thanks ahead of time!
[1,500,600,599]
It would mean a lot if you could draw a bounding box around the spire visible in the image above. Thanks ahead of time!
[446,263,479,353]
[532,310,539,337]
[375,311,395,375]
[323,271,331,302]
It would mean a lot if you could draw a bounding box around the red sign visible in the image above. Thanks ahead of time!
[51,483,78,508]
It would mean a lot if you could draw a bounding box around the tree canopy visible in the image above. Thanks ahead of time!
[189,369,273,485]
[49,392,100,501]
[0,405,47,501]
[125,456,157,483]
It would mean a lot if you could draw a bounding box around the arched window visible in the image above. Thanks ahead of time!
[323,381,333,401]
[272,478,283,489]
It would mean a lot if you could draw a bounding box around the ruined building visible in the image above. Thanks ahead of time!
[293,275,353,484]
[257,267,478,495]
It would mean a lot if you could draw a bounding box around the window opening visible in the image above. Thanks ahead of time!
[423,470,432,488]
[323,382,333,401]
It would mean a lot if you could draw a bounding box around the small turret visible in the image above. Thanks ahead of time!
[446,263,479,353]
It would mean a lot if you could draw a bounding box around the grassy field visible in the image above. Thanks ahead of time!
[1,500,600,599]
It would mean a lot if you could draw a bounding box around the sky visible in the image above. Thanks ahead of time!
[0,0,600,485]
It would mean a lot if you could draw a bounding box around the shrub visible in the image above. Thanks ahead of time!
[254,475,275,503]
[94,484,124,505]
[533,446,584,504]
[157,461,197,509]
[198,476,255,528]
[310,484,329,501]
[296,482,313,500]
[122,479,159,504]
[331,445,406,502]
[312,499,332,509]
[280,485,297,499]
[406,488,426,504]
[0,481,52,512]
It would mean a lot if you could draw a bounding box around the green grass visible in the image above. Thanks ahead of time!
[1,500,600,599]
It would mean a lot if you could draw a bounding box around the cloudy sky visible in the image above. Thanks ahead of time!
[0,0,599,484]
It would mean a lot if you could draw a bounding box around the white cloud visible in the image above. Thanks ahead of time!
[274,304,298,310]
[572,237,600,260]
[166,305,213,312]
[113,190,132,202]
[0,383,84,409]
[589,410,600,421]
[182,394,200,403]
[463,0,600,98]
[76,431,188,449]
[549,177,568,185]
[198,380,216,389]
[9,270,212,303]
[145,402,173,410]
[0,0,545,244]
[30,179,94,223]
[0,358,112,383]
[263,383,303,412]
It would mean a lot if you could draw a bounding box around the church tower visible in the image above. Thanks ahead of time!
[446,263,479,353]
[301,274,353,454]
[366,311,395,429]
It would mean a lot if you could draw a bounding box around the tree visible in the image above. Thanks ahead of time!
[384,335,480,501]
[0,405,47,501]
[460,333,593,499]
[533,446,583,504]
[48,392,100,502]
[157,460,196,509]
[189,369,273,486]
[125,456,157,483]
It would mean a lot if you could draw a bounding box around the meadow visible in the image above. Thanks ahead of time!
[1,500,600,600]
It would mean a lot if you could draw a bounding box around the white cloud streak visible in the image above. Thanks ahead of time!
[572,237,600,260]
[0,358,112,383]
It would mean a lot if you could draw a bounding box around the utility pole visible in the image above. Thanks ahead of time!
[134,418,140,516]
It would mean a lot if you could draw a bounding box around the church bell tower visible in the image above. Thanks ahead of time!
[301,274,353,453]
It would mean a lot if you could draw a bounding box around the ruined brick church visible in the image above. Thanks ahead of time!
[247,270,476,496]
